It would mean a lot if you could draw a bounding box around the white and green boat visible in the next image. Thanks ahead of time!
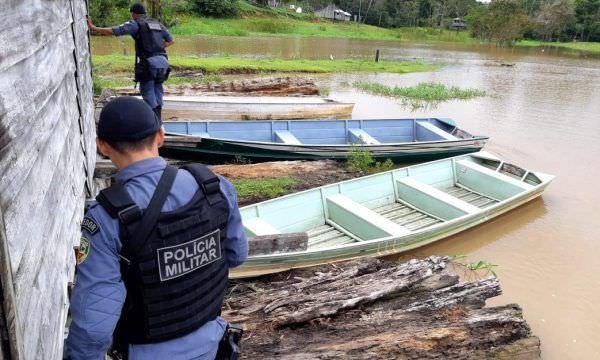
[233,152,554,277]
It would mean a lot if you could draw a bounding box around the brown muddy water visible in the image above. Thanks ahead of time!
[94,36,600,359]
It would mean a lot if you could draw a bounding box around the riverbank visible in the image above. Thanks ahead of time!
[92,54,440,91]
[171,17,477,43]
[517,40,600,54]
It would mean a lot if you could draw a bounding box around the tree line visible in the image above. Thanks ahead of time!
[89,0,600,43]
[309,0,600,43]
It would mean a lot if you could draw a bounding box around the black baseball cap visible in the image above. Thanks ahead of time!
[98,97,160,142]
[129,3,146,14]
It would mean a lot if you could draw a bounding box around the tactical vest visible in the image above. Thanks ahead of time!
[96,164,230,345]
[133,17,167,61]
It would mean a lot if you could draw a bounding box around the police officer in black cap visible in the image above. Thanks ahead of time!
[66,97,248,359]
[88,4,174,119]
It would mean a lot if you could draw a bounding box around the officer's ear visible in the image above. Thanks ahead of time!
[96,138,111,157]
[156,128,165,148]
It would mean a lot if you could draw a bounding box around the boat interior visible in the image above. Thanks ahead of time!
[164,118,473,145]
[240,153,546,251]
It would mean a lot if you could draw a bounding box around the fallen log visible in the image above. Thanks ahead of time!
[224,256,541,359]
[115,77,320,97]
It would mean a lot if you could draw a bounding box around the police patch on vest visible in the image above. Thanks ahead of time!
[81,216,99,235]
[157,229,222,282]
[77,237,91,265]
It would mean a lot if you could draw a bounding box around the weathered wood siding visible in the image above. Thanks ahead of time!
[0,0,95,358]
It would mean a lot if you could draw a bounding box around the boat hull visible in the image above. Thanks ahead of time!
[161,96,354,120]
[232,185,548,278]
[162,136,488,162]
[231,152,554,278]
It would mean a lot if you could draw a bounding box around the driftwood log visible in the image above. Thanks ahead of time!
[116,77,320,97]
[224,256,541,359]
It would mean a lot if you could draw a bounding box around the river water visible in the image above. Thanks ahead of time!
[93,36,600,359]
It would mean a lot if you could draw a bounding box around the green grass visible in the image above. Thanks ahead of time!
[232,177,297,199]
[93,54,439,76]
[353,81,486,102]
[346,147,394,174]
[517,40,600,54]
[170,15,478,43]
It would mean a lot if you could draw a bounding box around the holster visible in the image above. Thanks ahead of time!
[134,61,152,83]
[215,324,243,360]
[154,67,171,84]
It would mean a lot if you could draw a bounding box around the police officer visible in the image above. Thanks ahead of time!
[87,4,174,119]
[66,96,248,360]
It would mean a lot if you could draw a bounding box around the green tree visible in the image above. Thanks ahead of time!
[574,0,600,41]
[89,0,130,26]
[466,0,529,45]
[535,0,576,41]
[189,0,239,17]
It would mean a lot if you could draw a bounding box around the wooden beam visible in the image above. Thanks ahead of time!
[0,207,23,359]
[248,233,308,256]
[223,256,541,358]
[326,194,410,240]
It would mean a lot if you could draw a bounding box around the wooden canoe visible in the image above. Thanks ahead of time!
[161,118,489,162]
[158,95,355,120]
[232,152,554,278]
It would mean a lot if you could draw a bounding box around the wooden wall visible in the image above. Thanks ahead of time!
[0,0,95,358]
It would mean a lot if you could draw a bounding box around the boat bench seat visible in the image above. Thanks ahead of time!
[396,177,480,221]
[348,129,380,145]
[274,130,302,145]
[326,194,411,240]
[416,121,458,141]
[455,159,532,200]
[243,218,280,237]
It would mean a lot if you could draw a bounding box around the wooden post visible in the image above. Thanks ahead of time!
[375,49,380,62]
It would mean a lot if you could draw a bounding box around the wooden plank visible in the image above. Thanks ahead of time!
[348,128,380,145]
[416,121,459,141]
[12,95,84,360]
[396,177,480,220]
[326,194,411,240]
[0,31,77,210]
[3,77,76,273]
[69,0,97,196]
[248,233,308,256]
[0,0,72,72]
[0,208,23,359]
[0,0,95,357]
[456,159,532,201]
[244,218,281,237]
[274,130,302,145]
[225,256,541,359]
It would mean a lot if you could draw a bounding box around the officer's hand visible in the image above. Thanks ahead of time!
[87,17,94,29]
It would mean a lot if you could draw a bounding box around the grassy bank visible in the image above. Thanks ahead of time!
[171,17,477,43]
[517,40,600,54]
[352,82,486,102]
[232,177,298,200]
[92,54,440,91]
[94,54,439,74]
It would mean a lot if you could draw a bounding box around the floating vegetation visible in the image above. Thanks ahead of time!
[353,81,486,102]
[451,255,498,279]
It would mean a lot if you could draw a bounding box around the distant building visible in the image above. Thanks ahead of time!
[315,4,353,22]
[267,0,281,6]
[450,18,467,30]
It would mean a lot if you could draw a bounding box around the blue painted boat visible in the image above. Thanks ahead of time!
[161,118,488,162]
